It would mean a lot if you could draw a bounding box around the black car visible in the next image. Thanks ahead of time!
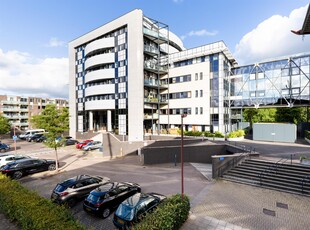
[64,138,79,146]
[35,135,47,142]
[83,182,141,218]
[27,133,43,142]
[113,193,166,229]
[51,175,110,207]
[0,143,10,152]
[0,158,57,179]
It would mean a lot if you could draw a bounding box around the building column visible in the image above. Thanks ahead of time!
[107,110,112,132]
[89,111,93,131]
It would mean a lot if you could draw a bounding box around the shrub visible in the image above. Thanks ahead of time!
[227,129,245,138]
[0,174,85,230]
[214,131,225,138]
[184,130,202,137]
[203,131,214,137]
[133,194,190,230]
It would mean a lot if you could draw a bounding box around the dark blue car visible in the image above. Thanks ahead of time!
[0,143,10,152]
[83,182,141,219]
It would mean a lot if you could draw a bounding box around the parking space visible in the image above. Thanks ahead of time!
[8,139,208,229]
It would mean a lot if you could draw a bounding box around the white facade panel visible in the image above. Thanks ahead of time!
[85,37,115,56]
[85,69,115,83]
[85,84,115,97]
[85,100,115,110]
[84,53,115,70]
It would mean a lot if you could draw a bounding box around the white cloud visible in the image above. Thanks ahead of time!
[181,29,218,40]
[47,37,65,47]
[234,5,310,65]
[0,49,68,99]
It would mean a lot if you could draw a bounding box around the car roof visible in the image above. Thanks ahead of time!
[91,182,127,195]
[59,175,101,186]
[120,193,158,208]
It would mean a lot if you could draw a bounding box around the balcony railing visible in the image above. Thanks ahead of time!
[144,62,168,73]
[144,98,168,103]
[144,45,159,56]
[144,113,159,120]
[143,28,168,42]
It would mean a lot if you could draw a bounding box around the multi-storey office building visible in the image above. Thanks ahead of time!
[0,95,68,130]
[69,9,185,141]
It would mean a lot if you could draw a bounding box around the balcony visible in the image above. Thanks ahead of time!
[85,84,115,97]
[19,101,28,105]
[1,100,19,105]
[144,113,159,120]
[144,61,168,74]
[144,45,159,56]
[144,79,168,89]
[84,53,115,70]
[85,100,115,110]
[85,69,115,84]
[85,37,115,57]
[144,98,168,104]
[19,108,28,112]
[2,108,20,112]
[143,28,168,44]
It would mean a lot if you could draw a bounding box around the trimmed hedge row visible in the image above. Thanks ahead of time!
[0,174,85,230]
[133,194,190,230]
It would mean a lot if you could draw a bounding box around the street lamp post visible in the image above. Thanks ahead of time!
[181,114,187,200]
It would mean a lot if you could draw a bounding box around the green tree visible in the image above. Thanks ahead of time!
[0,116,11,137]
[31,104,69,171]
[275,107,305,124]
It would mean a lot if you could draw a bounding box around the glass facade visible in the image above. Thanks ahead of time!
[230,54,310,108]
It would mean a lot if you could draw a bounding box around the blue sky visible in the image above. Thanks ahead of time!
[0,0,309,99]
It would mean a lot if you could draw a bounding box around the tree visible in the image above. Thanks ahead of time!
[0,116,11,137]
[31,104,69,171]
[275,107,305,124]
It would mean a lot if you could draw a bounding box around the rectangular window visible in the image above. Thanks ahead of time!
[200,107,203,114]
[200,72,203,80]
[195,107,198,115]
[200,90,203,97]
[195,90,198,97]
[195,73,198,80]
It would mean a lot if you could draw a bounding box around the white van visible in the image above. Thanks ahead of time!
[18,129,46,140]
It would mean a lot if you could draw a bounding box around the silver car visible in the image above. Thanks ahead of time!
[82,141,103,151]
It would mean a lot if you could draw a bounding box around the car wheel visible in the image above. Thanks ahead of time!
[48,164,56,171]
[102,208,110,219]
[13,171,23,179]
[66,198,76,208]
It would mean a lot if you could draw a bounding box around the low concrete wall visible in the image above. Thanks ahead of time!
[142,144,228,165]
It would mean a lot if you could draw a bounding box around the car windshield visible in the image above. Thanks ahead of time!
[54,184,68,193]
[87,194,100,203]
[115,204,134,221]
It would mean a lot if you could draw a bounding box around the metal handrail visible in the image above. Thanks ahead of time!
[216,145,253,177]
[258,158,289,186]
[301,175,310,194]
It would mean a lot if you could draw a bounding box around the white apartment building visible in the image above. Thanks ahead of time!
[68,9,236,141]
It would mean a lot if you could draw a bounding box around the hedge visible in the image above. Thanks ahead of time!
[133,194,190,230]
[305,130,310,139]
[0,174,86,230]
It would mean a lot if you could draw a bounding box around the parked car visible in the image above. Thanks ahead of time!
[113,193,166,229]
[35,135,47,142]
[82,141,102,151]
[64,138,79,146]
[0,158,57,179]
[51,175,110,207]
[27,133,44,142]
[18,129,45,140]
[76,140,93,149]
[0,154,30,167]
[83,182,141,218]
[0,143,10,152]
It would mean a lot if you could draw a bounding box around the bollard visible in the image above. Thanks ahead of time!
[174,153,177,166]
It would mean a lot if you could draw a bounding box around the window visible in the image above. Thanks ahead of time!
[195,90,198,98]
[195,107,198,115]
[200,72,203,80]
[200,90,203,97]
[195,73,198,80]
[200,107,203,114]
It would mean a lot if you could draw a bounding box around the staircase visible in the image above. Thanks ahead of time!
[222,159,310,196]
